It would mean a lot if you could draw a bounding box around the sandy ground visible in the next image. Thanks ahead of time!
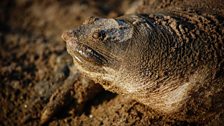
[1,0,224,126]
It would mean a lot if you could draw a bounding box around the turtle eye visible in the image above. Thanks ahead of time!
[92,30,106,40]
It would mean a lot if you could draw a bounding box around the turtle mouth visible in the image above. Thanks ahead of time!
[71,42,108,66]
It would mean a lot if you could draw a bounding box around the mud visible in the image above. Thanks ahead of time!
[0,0,224,126]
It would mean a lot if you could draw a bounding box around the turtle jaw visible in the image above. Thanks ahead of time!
[62,31,108,73]
[70,42,108,66]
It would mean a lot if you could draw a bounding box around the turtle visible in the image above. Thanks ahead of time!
[41,0,224,124]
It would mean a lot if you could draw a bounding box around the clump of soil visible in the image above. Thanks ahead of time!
[0,0,224,126]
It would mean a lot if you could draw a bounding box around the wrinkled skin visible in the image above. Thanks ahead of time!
[62,11,224,121]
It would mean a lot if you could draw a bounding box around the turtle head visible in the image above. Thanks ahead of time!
[62,15,151,91]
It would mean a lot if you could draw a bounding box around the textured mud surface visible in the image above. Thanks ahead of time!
[0,0,224,126]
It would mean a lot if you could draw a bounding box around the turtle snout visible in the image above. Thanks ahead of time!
[83,16,100,24]
[61,30,74,42]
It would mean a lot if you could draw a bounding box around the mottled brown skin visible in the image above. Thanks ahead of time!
[62,0,224,122]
